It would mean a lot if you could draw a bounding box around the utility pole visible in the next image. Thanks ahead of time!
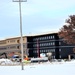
[12,0,27,70]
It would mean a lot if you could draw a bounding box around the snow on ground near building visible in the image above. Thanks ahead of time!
[0,60,75,75]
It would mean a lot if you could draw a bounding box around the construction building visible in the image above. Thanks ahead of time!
[0,32,74,59]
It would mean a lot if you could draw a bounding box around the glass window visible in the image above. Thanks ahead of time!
[54,56,55,59]
[0,47,7,50]
[47,36,48,39]
[53,49,55,52]
[0,41,6,44]
[48,43,50,45]
[44,50,46,52]
[40,43,41,46]
[43,43,45,46]
[59,49,61,51]
[17,40,20,43]
[44,37,46,39]
[41,50,42,52]
[59,42,61,45]
[45,50,47,52]
[10,40,15,43]
[10,46,16,49]
[46,43,48,46]
[53,42,55,45]
[48,50,50,52]
[40,50,41,52]
[41,43,43,46]
[17,46,20,49]
[42,50,43,53]
[51,36,52,39]
[60,55,61,58]
[48,36,50,39]
[42,37,44,40]
[51,42,52,45]
[53,35,54,39]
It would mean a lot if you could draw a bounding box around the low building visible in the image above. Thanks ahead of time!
[0,36,28,58]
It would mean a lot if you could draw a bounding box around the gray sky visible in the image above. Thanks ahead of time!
[0,0,75,39]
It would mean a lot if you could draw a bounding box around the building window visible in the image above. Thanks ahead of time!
[51,42,53,45]
[0,47,7,50]
[10,46,16,49]
[41,37,44,40]
[48,50,50,52]
[23,39,25,41]
[53,42,55,45]
[0,41,6,44]
[54,56,55,59]
[59,42,61,45]
[59,49,61,52]
[49,36,51,39]
[46,43,48,46]
[23,45,26,48]
[51,36,52,39]
[47,36,48,39]
[53,36,54,39]
[42,50,44,53]
[39,37,42,40]
[10,40,15,43]
[49,43,50,45]
[53,49,55,52]
[17,40,20,43]
[44,50,45,52]
[17,46,20,49]
[41,44,43,46]
[59,55,61,58]
[35,50,36,53]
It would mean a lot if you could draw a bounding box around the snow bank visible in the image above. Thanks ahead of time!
[0,60,75,75]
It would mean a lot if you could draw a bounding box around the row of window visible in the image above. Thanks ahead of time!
[33,42,55,47]
[0,45,26,50]
[0,47,7,50]
[8,40,20,43]
[8,39,25,43]
[0,41,6,45]
[33,35,55,41]
[33,49,55,53]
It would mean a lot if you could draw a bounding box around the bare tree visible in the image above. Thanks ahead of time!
[59,15,75,44]
[58,15,75,53]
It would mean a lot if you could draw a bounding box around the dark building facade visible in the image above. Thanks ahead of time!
[27,32,74,59]
[0,32,74,59]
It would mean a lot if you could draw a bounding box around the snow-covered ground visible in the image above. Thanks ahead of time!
[0,59,75,75]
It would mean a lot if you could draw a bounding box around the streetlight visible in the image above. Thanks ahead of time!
[12,0,27,70]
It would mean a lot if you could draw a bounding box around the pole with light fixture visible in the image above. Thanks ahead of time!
[12,0,27,70]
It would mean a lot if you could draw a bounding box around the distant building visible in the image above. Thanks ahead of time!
[0,32,74,59]
[0,36,28,58]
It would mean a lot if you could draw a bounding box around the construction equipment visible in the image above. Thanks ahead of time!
[24,55,29,61]
[0,52,7,58]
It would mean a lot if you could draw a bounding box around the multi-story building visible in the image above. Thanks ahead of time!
[0,36,28,58]
[0,32,74,59]
[27,32,74,59]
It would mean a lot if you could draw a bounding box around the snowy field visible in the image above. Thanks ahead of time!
[0,60,75,75]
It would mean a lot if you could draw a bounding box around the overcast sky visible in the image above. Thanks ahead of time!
[0,0,75,39]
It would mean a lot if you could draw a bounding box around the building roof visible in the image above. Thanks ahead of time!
[25,31,58,37]
[0,31,59,41]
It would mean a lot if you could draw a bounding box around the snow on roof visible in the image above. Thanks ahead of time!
[0,30,59,40]
[25,30,59,37]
